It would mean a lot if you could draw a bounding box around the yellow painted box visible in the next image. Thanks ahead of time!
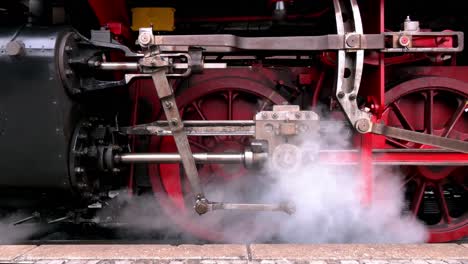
[131,7,175,31]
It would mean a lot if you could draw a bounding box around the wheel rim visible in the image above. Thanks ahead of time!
[383,77,468,242]
[148,71,287,241]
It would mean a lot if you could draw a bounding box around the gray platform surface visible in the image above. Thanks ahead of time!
[0,244,466,264]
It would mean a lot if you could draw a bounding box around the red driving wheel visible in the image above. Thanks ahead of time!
[383,77,467,242]
[148,70,287,241]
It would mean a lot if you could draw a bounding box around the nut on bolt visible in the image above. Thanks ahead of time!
[345,34,360,48]
[164,101,173,109]
[355,119,371,133]
[194,197,209,215]
[6,41,24,56]
[170,118,179,126]
[398,35,411,47]
[138,32,153,46]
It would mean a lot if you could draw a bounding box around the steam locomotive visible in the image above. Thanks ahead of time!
[0,0,466,242]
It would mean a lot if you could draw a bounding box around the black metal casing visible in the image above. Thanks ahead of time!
[0,26,76,206]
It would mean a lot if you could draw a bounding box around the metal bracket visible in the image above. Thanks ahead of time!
[139,53,193,77]
[333,0,372,132]
[382,31,464,53]
[254,105,320,171]
[331,0,468,153]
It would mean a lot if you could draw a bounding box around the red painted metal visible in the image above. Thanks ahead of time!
[382,76,467,243]
[88,0,132,44]
[148,69,287,240]
[311,70,326,107]
[106,22,133,44]
[357,0,386,207]
[88,0,130,26]
[318,151,468,165]
[90,0,466,242]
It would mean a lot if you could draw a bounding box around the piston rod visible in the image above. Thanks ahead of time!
[117,153,243,164]
[115,151,267,167]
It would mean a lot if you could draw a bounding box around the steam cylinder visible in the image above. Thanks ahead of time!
[0,26,76,207]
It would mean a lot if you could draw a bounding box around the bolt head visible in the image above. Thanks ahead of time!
[164,101,173,109]
[138,32,152,46]
[6,41,24,56]
[170,118,179,126]
[399,36,410,47]
[194,199,209,215]
[355,119,370,133]
[345,34,359,48]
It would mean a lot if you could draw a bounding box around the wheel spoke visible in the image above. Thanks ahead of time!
[391,102,415,131]
[258,99,271,112]
[191,101,222,142]
[411,181,426,215]
[227,90,233,121]
[424,90,434,134]
[188,138,211,152]
[437,184,452,224]
[239,135,249,145]
[386,138,410,148]
[401,176,415,188]
[192,101,207,120]
[442,99,466,137]
[226,90,234,140]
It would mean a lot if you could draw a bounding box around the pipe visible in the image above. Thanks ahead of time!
[116,153,245,164]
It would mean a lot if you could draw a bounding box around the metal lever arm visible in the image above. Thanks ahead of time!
[371,123,468,153]
[208,201,296,215]
[151,70,205,203]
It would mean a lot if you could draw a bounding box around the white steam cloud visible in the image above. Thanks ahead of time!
[0,213,44,243]
[103,113,429,244]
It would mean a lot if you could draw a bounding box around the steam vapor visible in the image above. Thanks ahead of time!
[106,115,429,244]
[0,213,43,244]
